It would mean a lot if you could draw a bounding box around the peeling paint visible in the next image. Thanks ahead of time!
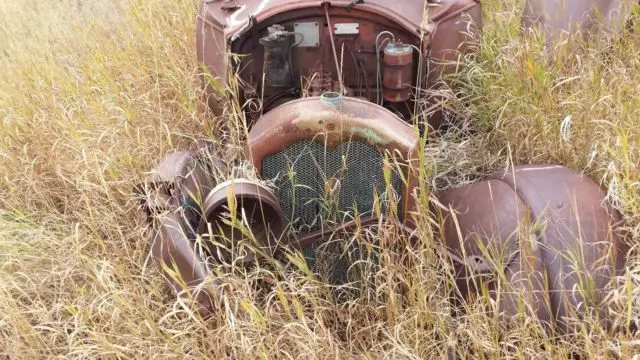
[350,127,386,145]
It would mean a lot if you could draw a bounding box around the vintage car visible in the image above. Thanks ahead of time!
[140,0,630,333]
[142,95,627,332]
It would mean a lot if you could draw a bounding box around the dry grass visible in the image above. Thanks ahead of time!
[0,0,638,358]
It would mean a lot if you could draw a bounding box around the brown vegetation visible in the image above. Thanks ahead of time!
[0,0,638,358]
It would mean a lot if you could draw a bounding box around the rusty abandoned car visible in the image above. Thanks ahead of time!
[139,0,632,333]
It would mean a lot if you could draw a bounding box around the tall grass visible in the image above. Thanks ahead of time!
[0,0,638,358]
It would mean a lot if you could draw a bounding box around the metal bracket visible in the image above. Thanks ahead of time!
[347,0,365,12]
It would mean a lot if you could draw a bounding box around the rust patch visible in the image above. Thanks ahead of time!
[436,165,629,334]
[197,0,482,128]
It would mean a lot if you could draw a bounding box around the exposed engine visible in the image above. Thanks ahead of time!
[196,0,482,127]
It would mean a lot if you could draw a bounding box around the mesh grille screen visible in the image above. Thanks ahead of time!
[262,139,403,287]
[303,231,380,296]
[261,139,403,234]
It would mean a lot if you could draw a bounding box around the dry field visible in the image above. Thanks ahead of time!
[0,0,638,358]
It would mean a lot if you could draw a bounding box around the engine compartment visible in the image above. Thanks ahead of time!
[197,0,483,128]
[231,7,420,119]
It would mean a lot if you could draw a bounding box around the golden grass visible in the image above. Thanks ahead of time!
[0,0,638,358]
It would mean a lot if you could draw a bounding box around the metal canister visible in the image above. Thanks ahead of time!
[382,42,413,103]
[259,24,295,93]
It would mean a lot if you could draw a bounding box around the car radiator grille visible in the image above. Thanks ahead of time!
[261,139,403,287]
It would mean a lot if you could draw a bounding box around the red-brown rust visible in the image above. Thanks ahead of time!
[382,42,413,103]
[150,212,220,317]
[197,179,287,265]
[141,95,427,314]
[245,96,421,225]
[245,96,418,166]
[200,0,474,39]
[143,144,227,316]
[196,0,482,127]
[143,143,284,317]
[142,143,630,327]
[436,165,628,333]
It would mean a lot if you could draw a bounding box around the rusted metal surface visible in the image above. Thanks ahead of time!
[197,179,287,265]
[308,65,333,96]
[140,96,426,314]
[141,135,629,327]
[522,0,634,42]
[142,144,226,316]
[436,165,628,333]
[196,0,482,127]
[150,211,220,317]
[245,96,419,164]
[382,42,413,103]
[201,0,475,38]
[245,96,420,226]
[142,143,287,316]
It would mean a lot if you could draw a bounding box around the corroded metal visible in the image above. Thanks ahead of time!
[142,138,629,327]
[150,211,220,317]
[142,143,226,316]
[197,179,287,264]
[436,165,628,333]
[140,97,425,315]
[142,143,285,316]
[245,96,419,163]
[245,96,420,226]
[196,0,482,127]
[308,65,333,96]
[382,42,414,103]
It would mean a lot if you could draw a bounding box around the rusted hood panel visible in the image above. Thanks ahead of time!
[246,96,418,164]
[201,0,479,38]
